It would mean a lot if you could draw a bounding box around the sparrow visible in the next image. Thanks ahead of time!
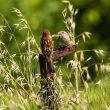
[41,29,55,73]
[58,31,73,47]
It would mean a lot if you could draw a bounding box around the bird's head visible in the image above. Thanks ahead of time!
[58,31,67,36]
[43,29,50,37]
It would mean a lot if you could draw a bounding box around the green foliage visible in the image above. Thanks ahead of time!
[0,0,110,110]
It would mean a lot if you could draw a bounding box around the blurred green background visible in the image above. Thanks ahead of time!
[0,1,110,109]
[0,0,110,52]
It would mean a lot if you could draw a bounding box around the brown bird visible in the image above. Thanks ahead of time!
[58,31,73,47]
[41,29,55,73]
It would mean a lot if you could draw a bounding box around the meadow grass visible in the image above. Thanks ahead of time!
[0,1,110,110]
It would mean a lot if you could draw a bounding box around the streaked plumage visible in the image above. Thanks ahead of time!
[58,31,73,47]
[41,29,55,73]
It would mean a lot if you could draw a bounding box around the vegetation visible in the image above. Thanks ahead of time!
[0,0,110,110]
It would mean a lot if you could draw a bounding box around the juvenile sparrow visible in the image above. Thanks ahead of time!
[58,31,73,47]
[41,29,55,73]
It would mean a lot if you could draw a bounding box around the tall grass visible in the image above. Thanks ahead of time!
[0,7,41,110]
[0,0,110,110]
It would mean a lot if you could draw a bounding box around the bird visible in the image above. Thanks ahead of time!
[41,29,55,73]
[58,31,73,47]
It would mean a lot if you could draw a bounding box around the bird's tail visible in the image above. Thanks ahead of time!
[47,58,55,73]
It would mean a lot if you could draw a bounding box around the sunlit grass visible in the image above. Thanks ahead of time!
[0,0,110,110]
